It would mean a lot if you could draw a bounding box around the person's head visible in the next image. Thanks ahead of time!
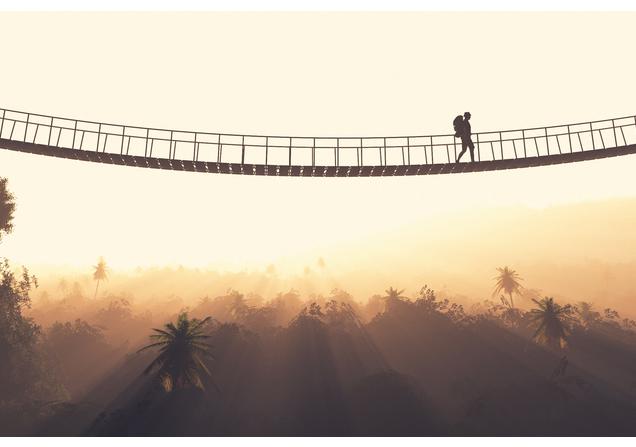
[464,112,471,120]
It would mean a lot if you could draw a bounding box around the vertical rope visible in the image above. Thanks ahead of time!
[383,137,387,166]
[0,110,5,139]
[24,114,29,142]
[242,135,245,165]
[522,130,527,158]
[144,128,149,157]
[72,120,77,149]
[193,133,198,161]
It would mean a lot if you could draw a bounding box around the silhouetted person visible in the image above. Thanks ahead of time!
[455,112,475,163]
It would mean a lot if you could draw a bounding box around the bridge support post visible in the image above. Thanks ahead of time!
[144,128,149,157]
[194,133,198,162]
[360,138,364,166]
[242,135,245,165]
[453,137,456,163]
[383,137,387,166]
[476,133,480,162]
[0,110,5,139]
[48,117,53,146]
[24,114,29,142]
[72,120,77,149]
[170,131,174,159]
[522,130,527,157]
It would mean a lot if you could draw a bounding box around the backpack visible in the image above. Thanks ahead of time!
[453,115,464,137]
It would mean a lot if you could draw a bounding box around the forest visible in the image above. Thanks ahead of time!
[1,176,636,436]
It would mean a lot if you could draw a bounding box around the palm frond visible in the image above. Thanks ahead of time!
[137,341,169,353]
[150,328,176,338]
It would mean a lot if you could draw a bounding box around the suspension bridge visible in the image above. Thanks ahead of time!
[1,107,635,177]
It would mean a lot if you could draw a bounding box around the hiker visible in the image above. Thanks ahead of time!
[455,112,475,163]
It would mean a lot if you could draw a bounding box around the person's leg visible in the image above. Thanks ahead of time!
[457,139,468,162]
[468,140,475,162]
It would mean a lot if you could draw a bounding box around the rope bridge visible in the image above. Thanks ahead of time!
[1,107,635,177]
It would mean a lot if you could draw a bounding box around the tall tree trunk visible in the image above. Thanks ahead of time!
[509,291,515,308]
[94,280,100,300]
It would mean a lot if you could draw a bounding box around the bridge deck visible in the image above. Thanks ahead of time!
[1,107,635,176]
[3,137,636,176]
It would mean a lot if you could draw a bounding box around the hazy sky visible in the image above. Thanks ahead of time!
[1,12,636,272]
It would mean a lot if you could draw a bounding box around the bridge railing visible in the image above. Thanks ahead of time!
[1,107,635,167]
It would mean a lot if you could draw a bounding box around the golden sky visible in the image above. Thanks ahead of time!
[1,12,636,273]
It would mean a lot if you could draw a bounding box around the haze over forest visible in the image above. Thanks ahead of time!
[24,196,636,320]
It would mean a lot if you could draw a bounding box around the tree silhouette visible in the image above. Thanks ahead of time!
[0,177,16,242]
[492,266,523,308]
[528,297,575,350]
[383,287,407,301]
[575,301,601,329]
[92,257,108,300]
[138,312,216,392]
[382,287,408,313]
[0,258,50,403]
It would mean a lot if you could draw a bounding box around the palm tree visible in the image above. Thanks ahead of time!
[382,287,407,312]
[528,297,574,350]
[493,266,523,308]
[92,257,108,299]
[383,287,407,301]
[138,312,216,392]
